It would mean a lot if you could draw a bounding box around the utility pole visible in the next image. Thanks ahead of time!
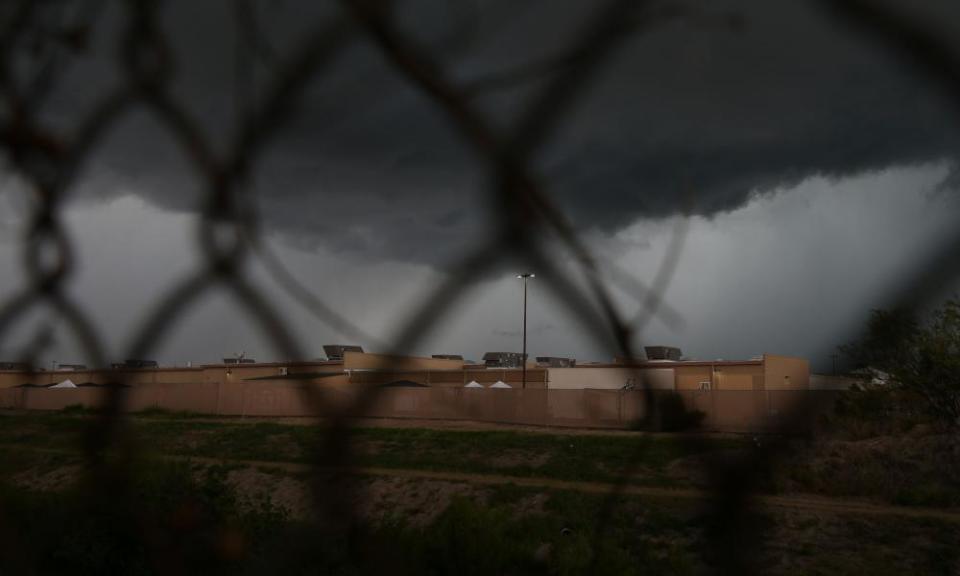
[517,273,534,389]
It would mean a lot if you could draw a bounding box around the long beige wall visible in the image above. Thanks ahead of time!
[348,368,547,388]
[0,362,345,389]
[3,358,811,393]
[0,368,207,388]
[0,381,839,433]
[547,367,674,390]
[343,352,463,371]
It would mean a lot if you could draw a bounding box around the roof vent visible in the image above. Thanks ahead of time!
[644,346,682,361]
[323,345,364,361]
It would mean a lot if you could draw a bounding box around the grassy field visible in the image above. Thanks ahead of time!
[0,408,749,487]
[0,409,958,575]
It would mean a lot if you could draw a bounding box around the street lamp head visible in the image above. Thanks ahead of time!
[517,273,535,279]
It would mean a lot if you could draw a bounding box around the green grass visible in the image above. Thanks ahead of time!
[1,410,958,509]
[2,457,957,575]
[1,411,959,574]
[0,412,746,488]
[0,430,703,575]
[135,406,211,419]
[384,490,701,576]
[0,456,702,575]
[0,458,283,575]
[61,403,94,415]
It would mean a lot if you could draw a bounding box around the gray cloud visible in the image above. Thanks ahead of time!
[7,0,960,267]
[3,168,955,371]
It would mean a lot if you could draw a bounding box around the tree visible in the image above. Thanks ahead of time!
[844,299,960,430]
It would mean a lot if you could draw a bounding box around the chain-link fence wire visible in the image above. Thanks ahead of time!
[0,0,958,573]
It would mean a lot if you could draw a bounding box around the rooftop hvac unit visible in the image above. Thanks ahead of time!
[644,346,682,361]
[119,359,158,369]
[323,344,364,361]
[481,352,526,368]
[535,356,575,368]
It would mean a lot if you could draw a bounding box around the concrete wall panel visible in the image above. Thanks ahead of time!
[0,388,21,408]
[675,367,712,391]
[714,365,763,391]
[344,352,464,371]
[4,381,840,434]
[764,355,810,390]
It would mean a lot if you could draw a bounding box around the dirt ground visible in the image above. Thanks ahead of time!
[213,464,671,528]
[10,463,82,492]
[215,465,490,527]
[225,467,313,521]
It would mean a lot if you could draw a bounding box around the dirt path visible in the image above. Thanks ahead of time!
[247,460,960,523]
[7,444,958,524]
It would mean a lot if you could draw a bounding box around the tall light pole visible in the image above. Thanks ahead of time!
[517,273,535,389]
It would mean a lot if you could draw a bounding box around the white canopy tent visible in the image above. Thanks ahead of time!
[49,379,77,389]
[490,381,512,389]
[464,381,484,388]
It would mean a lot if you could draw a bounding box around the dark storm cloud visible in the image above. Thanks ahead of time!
[24,0,960,263]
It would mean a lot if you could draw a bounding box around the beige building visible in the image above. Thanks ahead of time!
[547,354,808,391]
[339,352,547,389]
[0,352,807,392]
[0,352,818,433]
[0,360,346,389]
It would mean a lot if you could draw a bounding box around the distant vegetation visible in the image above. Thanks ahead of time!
[840,297,960,431]
[772,299,960,510]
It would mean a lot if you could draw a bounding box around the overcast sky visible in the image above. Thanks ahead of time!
[1,0,959,371]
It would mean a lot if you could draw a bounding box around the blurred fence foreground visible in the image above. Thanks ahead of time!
[1,0,959,574]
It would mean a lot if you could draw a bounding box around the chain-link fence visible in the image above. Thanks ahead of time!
[0,0,959,573]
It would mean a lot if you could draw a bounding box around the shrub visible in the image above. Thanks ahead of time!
[843,298,960,431]
[653,393,705,432]
[820,383,924,439]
